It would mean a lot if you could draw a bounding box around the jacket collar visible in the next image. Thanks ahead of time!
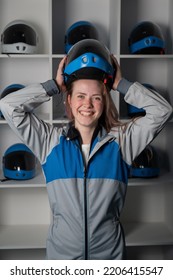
[63,122,108,142]
[63,122,116,159]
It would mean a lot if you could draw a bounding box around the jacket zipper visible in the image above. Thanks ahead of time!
[83,166,88,260]
[75,140,89,260]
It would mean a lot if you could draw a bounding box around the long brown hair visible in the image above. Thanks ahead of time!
[65,80,124,132]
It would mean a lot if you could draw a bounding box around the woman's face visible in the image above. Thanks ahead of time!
[68,79,104,131]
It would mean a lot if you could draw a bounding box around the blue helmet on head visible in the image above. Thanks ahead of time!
[128,21,165,54]
[63,39,116,90]
[65,20,99,54]
[0,84,25,118]
[3,143,36,180]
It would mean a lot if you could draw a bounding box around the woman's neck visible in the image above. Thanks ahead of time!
[76,126,95,144]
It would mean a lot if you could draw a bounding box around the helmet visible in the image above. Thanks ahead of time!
[130,145,160,178]
[0,84,25,118]
[1,20,39,54]
[65,20,99,53]
[3,143,36,180]
[63,38,116,89]
[127,83,156,117]
[0,83,24,99]
[128,21,165,54]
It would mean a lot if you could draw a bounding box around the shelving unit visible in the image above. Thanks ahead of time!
[0,0,173,259]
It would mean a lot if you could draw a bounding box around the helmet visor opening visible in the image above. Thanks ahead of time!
[4,151,36,171]
[129,22,164,43]
[3,24,37,45]
[67,25,98,45]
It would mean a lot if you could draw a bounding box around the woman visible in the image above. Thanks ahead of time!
[0,39,172,259]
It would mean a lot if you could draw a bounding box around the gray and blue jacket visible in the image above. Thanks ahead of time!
[0,79,172,259]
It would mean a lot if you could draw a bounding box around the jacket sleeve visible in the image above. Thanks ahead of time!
[0,80,60,164]
[116,80,173,165]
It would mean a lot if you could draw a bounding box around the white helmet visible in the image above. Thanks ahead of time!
[1,20,39,54]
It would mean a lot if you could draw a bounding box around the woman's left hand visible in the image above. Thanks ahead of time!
[111,54,122,91]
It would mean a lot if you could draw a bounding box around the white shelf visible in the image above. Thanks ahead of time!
[0,54,50,59]
[128,173,173,187]
[124,222,173,246]
[0,170,172,189]
[0,169,46,188]
[0,225,49,249]
[52,119,69,124]
[120,55,173,59]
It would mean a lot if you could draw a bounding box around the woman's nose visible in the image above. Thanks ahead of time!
[83,98,93,107]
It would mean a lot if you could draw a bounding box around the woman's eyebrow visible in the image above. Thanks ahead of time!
[75,92,102,96]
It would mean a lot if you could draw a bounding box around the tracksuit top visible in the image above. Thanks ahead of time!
[0,78,172,259]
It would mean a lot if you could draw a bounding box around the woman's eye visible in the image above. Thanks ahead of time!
[93,96,102,101]
[77,95,84,99]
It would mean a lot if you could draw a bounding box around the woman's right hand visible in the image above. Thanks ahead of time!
[55,56,67,93]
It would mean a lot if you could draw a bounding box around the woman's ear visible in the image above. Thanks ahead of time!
[67,94,71,107]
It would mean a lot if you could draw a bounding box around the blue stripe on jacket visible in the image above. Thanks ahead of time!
[42,136,129,184]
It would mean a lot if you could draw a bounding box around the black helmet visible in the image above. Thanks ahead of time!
[63,39,116,89]
[1,20,39,54]
[130,145,160,178]
[3,143,37,180]
[128,21,165,54]
[65,20,99,54]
